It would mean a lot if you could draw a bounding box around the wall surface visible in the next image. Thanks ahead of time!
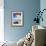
[0,0,4,42]
[40,0,46,27]
[0,0,4,8]
[4,0,40,42]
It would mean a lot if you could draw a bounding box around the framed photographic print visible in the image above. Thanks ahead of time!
[12,11,24,26]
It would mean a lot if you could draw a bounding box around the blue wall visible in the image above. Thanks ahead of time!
[4,0,40,42]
